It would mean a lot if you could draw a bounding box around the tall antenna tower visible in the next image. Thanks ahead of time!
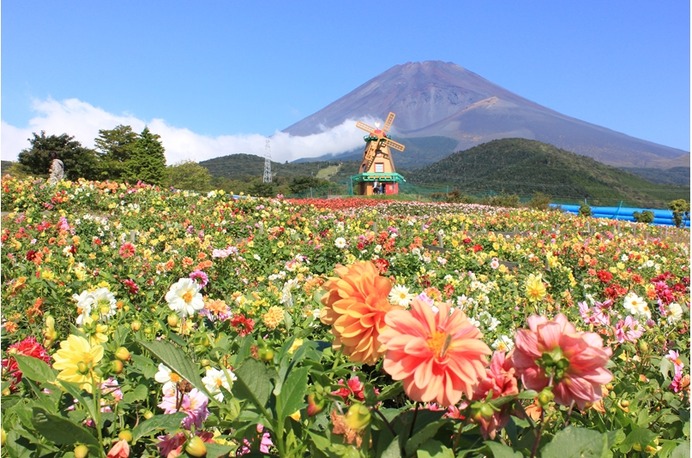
[263,139,272,183]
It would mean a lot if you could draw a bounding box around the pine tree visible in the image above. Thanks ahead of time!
[94,125,138,180]
[124,127,166,185]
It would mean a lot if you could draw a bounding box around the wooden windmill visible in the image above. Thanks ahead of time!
[352,112,406,195]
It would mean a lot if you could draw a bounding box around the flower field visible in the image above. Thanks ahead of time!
[1,176,689,457]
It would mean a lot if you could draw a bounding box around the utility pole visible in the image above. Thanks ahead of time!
[263,139,272,183]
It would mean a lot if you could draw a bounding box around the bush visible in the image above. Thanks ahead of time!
[668,199,690,228]
[579,202,592,217]
[633,210,654,224]
[483,193,521,208]
[527,192,552,210]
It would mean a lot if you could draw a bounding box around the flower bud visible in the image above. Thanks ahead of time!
[185,435,207,457]
[118,430,133,442]
[538,388,554,406]
[114,347,131,362]
[74,444,89,458]
[471,401,496,421]
[167,314,179,327]
[259,347,274,362]
[344,403,371,431]
[111,360,124,374]
[307,393,325,417]
[130,320,142,332]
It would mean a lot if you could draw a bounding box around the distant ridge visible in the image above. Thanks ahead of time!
[413,138,688,207]
[283,61,688,169]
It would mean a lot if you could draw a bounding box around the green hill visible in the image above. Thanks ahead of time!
[411,138,689,207]
[199,153,348,181]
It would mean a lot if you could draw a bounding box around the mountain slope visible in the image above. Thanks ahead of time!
[283,61,688,169]
[412,138,688,206]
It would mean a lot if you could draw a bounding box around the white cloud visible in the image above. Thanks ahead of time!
[1,97,367,165]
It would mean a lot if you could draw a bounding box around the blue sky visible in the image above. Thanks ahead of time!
[2,1,689,164]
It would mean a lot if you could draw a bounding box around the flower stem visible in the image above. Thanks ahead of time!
[408,402,419,441]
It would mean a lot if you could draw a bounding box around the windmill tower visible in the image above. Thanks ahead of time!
[351,112,406,195]
[263,139,272,183]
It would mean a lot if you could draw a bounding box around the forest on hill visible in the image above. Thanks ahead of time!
[198,139,689,207]
[413,138,689,207]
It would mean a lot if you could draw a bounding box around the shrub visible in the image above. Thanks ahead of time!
[633,210,654,224]
[668,199,690,228]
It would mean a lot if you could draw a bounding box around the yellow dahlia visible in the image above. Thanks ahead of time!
[52,335,104,392]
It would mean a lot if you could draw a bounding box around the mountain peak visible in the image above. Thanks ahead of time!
[283,61,688,168]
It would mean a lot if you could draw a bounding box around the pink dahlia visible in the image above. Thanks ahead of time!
[471,351,519,438]
[378,298,491,406]
[511,313,613,409]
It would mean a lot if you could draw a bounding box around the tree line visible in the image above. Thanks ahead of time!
[10,125,347,196]
[10,125,218,191]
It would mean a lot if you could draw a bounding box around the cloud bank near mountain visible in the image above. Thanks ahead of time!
[1,97,366,164]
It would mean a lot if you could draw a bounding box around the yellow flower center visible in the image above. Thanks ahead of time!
[182,290,193,303]
[77,361,90,375]
[428,331,452,358]
[170,373,181,383]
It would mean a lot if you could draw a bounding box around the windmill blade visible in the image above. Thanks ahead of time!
[356,121,377,134]
[362,143,378,171]
[384,138,406,151]
[382,112,395,132]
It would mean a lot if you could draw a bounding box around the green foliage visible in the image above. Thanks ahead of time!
[289,176,329,195]
[527,192,552,210]
[579,202,592,217]
[482,193,521,208]
[633,210,655,224]
[624,166,690,186]
[412,138,689,207]
[94,125,138,180]
[249,180,277,197]
[123,127,167,185]
[165,161,213,192]
[17,131,99,180]
[668,199,690,228]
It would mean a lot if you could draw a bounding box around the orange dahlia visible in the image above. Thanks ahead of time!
[320,261,400,365]
[378,298,491,406]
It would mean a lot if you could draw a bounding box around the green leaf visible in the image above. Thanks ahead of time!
[276,366,308,421]
[31,407,100,451]
[57,380,101,429]
[516,389,538,400]
[205,442,237,458]
[130,353,159,378]
[138,339,204,390]
[542,426,610,458]
[619,427,658,454]
[660,357,674,379]
[13,354,56,384]
[377,381,404,402]
[131,412,187,442]
[405,419,449,456]
[484,441,523,458]
[122,383,149,404]
[416,440,455,457]
[671,441,691,458]
[232,358,274,421]
[379,438,403,458]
